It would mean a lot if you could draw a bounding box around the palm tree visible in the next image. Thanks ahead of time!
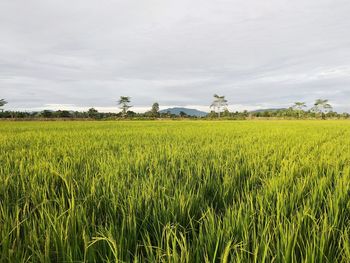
[118,96,132,117]
[311,99,332,113]
[0,99,7,112]
[210,94,228,118]
[292,102,307,111]
[292,102,307,118]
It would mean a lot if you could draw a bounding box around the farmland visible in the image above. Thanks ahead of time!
[1,120,350,262]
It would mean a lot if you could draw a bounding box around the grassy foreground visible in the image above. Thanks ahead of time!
[1,120,350,262]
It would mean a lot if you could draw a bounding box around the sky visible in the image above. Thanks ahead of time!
[0,0,350,113]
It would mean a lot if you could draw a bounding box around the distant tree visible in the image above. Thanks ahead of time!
[151,102,160,117]
[310,99,332,120]
[243,110,249,118]
[292,102,307,118]
[292,102,307,111]
[57,110,72,118]
[88,108,99,118]
[341,112,350,119]
[210,94,228,118]
[311,99,333,113]
[208,110,217,118]
[118,96,132,117]
[262,111,272,118]
[179,111,187,117]
[126,110,136,117]
[222,108,231,117]
[0,99,7,112]
[41,110,53,118]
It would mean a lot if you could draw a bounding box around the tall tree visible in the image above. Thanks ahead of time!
[0,99,7,112]
[88,108,99,118]
[118,96,132,117]
[210,94,228,118]
[311,99,332,113]
[151,102,160,117]
[292,102,307,118]
[292,102,307,111]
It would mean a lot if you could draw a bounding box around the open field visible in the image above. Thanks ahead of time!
[1,121,350,262]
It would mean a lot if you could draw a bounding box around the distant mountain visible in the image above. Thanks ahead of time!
[160,107,208,117]
[250,108,287,113]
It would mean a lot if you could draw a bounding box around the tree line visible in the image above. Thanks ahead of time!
[0,96,349,120]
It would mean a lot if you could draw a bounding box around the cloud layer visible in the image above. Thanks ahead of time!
[1,0,350,112]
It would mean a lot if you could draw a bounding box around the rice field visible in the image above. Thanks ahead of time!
[1,120,350,262]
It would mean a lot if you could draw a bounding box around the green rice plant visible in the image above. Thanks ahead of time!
[0,120,350,262]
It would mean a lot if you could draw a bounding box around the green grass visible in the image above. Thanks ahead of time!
[1,120,350,262]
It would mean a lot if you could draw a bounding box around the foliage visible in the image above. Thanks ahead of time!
[145,102,160,118]
[1,121,350,262]
[311,99,333,113]
[292,102,307,111]
[118,96,132,117]
[0,98,7,107]
[210,94,228,118]
[151,102,160,117]
[0,99,7,111]
[179,111,187,117]
[0,98,347,120]
[87,108,99,119]
[0,108,349,120]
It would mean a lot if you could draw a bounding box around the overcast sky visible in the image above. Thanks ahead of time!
[1,0,350,112]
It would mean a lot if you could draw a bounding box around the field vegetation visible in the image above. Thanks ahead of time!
[1,121,350,262]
